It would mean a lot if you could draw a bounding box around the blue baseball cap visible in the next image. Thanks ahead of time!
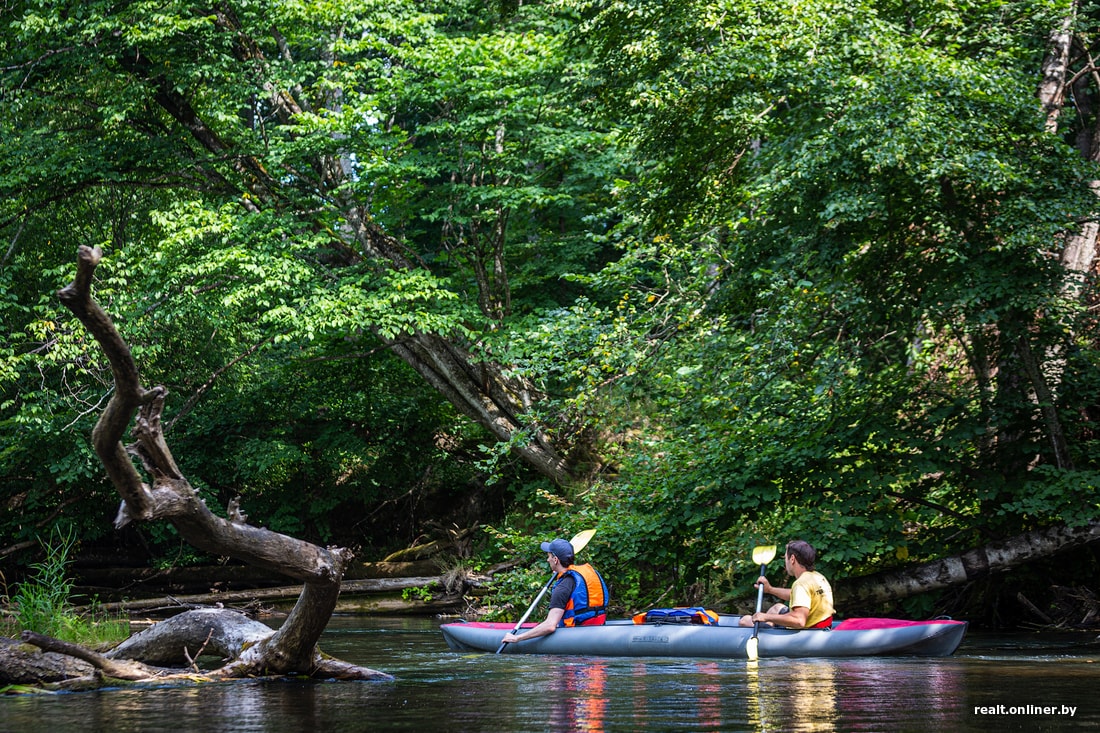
[540,538,575,564]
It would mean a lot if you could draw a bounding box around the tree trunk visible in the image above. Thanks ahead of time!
[388,333,572,485]
[1039,4,1100,291]
[993,6,1100,473]
[836,519,1100,609]
[44,245,390,685]
[73,559,445,595]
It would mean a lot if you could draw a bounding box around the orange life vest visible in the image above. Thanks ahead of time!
[558,563,608,627]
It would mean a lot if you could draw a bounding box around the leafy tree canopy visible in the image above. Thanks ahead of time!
[2,0,1098,622]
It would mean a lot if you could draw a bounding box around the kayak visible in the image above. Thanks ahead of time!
[441,617,968,659]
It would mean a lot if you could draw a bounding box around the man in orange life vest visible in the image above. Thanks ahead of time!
[500,537,609,644]
[738,539,835,630]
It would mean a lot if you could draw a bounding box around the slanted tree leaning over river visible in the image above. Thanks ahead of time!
[1,245,390,687]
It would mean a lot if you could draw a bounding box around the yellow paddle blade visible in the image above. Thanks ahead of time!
[570,528,597,554]
[746,635,759,661]
[752,544,777,565]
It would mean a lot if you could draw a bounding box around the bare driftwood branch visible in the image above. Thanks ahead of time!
[47,245,392,685]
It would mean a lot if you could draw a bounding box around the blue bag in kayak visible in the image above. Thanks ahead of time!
[632,607,719,625]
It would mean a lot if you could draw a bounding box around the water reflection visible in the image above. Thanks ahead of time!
[548,660,609,731]
[747,659,838,732]
[694,661,724,731]
[831,659,966,731]
[630,661,649,727]
[787,660,837,730]
[745,656,970,732]
[0,621,1095,733]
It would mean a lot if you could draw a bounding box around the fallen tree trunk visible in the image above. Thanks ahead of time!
[20,245,391,687]
[84,576,453,616]
[837,518,1100,609]
[73,559,446,601]
[381,527,477,563]
[104,609,303,671]
[14,610,387,683]
[0,636,95,687]
[25,631,169,681]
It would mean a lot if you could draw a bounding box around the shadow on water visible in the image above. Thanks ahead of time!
[1,616,1096,732]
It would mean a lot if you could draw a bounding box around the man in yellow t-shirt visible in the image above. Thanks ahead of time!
[738,540,835,629]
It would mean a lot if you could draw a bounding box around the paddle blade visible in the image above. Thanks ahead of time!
[570,528,597,554]
[747,543,773,663]
[752,544,777,565]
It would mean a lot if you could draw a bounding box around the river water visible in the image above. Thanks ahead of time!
[1,616,1095,732]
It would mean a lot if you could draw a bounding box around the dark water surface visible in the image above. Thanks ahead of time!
[1,616,1096,732]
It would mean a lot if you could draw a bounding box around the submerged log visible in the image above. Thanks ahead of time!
[12,610,391,683]
[106,608,274,667]
[23,631,166,681]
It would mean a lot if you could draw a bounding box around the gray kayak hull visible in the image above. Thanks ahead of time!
[441,617,967,659]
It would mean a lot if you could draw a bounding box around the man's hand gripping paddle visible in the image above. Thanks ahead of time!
[746,544,777,662]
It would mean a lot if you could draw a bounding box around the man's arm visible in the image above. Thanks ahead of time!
[501,574,574,643]
[501,607,566,643]
[751,605,809,629]
[756,575,791,602]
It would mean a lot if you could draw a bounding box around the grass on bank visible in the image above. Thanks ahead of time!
[1,528,129,648]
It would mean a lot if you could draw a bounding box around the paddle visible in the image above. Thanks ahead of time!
[495,528,596,654]
[745,544,777,662]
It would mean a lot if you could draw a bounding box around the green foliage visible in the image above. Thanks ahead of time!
[2,0,568,565]
[5,528,128,645]
[545,0,1100,613]
[2,0,1099,627]
[174,337,475,549]
[481,563,552,622]
[401,584,437,603]
[0,191,136,560]
[12,528,77,637]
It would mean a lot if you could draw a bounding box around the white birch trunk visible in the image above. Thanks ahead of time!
[837,519,1100,608]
